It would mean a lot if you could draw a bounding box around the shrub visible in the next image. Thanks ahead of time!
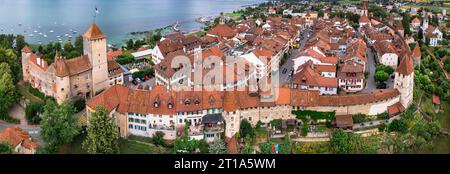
[152,131,165,147]
[73,99,86,112]
[352,114,367,123]
[25,102,43,124]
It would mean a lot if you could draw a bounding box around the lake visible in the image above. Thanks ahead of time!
[0,0,266,45]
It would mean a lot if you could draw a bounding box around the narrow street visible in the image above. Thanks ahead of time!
[278,27,312,85]
[2,103,43,145]
[361,47,377,93]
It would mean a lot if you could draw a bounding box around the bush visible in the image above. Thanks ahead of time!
[300,123,308,137]
[376,112,389,120]
[352,114,367,123]
[293,110,335,122]
[152,131,165,147]
[73,99,85,112]
[116,53,134,65]
[25,102,43,124]
[388,119,408,133]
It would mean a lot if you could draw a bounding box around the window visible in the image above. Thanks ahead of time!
[129,124,133,129]
[179,119,182,123]
[61,88,64,91]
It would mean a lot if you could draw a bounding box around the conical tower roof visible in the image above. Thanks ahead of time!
[83,23,106,40]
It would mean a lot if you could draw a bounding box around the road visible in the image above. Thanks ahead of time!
[1,103,43,146]
[277,27,312,85]
[361,47,377,93]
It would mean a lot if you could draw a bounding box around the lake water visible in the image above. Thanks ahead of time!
[0,0,266,45]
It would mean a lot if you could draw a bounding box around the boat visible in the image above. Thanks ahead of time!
[39,32,43,35]
[33,30,38,33]
[49,30,54,33]
[56,35,60,38]
[28,34,34,37]
[172,21,180,32]
[43,35,47,38]
[68,35,72,38]
[18,23,22,27]
[72,30,77,34]
[64,33,69,37]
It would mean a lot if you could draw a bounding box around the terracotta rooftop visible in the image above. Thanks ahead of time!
[0,127,38,150]
[21,45,32,53]
[83,23,106,40]
[432,94,440,105]
[334,115,353,128]
[207,24,237,39]
[396,54,414,76]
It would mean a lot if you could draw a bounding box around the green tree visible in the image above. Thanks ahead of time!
[0,141,13,154]
[208,138,227,154]
[83,106,119,154]
[15,35,27,53]
[74,35,83,53]
[330,129,354,154]
[375,70,389,82]
[388,119,408,133]
[173,131,201,153]
[63,41,74,53]
[40,100,80,152]
[0,63,16,120]
[241,135,254,154]
[25,102,44,124]
[240,119,255,139]
[126,39,134,50]
[152,131,165,147]
[259,142,272,154]
[0,48,21,83]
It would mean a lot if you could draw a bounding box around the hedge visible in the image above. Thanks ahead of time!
[292,110,336,122]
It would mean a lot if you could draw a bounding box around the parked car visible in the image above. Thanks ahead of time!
[282,68,287,74]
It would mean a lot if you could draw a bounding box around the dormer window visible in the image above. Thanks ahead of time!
[168,103,173,109]
[154,101,159,108]
[194,99,200,106]
[184,99,190,105]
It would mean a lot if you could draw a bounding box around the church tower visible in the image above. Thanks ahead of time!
[360,0,368,17]
[83,23,109,96]
[394,55,414,109]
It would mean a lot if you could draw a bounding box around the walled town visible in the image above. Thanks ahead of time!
[1,0,450,154]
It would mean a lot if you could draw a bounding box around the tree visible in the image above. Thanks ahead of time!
[83,106,119,154]
[0,48,21,83]
[173,131,201,153]
[126,39,134,50]
[63,41,74,53]
[330,129,354,154]
[208,138,227,154]
[240,119,255,139]
[318,10,324,18]
[152,131,165,147]
[0,141,13,154]
[25,102,44,124]
[241,135,254,154]
[259,142,272,154]
[375,70,389,82]
[0,63,16,120]
[15,35,26,53]
[74,35,83,53]
[40,100,79,152]
[388,119,408,133]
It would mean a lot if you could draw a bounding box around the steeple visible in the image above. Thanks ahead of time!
[361,0,368,16]
[396,55,414,76]
[83,23,106,40]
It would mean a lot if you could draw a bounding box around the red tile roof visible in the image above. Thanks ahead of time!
[432,94,440,105]
[83,23,106,40]
[0,127,38,150]
[207,24,237,39]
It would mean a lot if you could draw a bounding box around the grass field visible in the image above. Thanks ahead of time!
[18,82,44,104]
[436,100,450,129]
[60,133,171,154]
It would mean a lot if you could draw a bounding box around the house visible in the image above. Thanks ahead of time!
[0,127,39,154]
[338,60,365,92]
[411,43,421,67]
[291,61,338,95]
[424,26,443,47]
[333,115,353,130]
[207,24,237,39]
[107,49,123,60]
[410,17,421,31]
[373,40,399,67]
[387,102,405,117]
[432,94,440,113]
[292,47,338,71]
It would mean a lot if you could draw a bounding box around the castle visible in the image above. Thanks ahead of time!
[21,23,124,104]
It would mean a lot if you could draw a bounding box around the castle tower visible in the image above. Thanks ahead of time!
[394,55,414,108]
[83,23,109,96]
[222,90,240,138]
[361,0,368,17]
[423,11,429,31]
[54,51,71,104]
[21,46,33,81]
[411,42,421,67]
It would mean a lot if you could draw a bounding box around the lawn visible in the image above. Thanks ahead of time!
[420,95,436,116]
[403,5,450,13]
[18,82,44,104]
[293,142,331,154]
[59,133,171,154]
[436,100,450,129]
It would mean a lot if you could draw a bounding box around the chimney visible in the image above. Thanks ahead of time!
[41,59,45,68]
[37,57,41,66]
